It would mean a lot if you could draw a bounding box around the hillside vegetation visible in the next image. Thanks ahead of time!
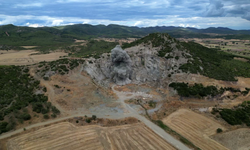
[180,42,250,81]
[66,40,118,58]
[0,66,60,134]
[169,82,249,98]
[1,24,250,52]
[212,101,250,126]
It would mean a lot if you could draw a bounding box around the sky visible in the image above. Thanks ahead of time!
[0,0,250,29]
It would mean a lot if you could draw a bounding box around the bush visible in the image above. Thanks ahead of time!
[43,77,49,81]
[52,106,60,115]
[20,113,31,121]
[0,122,9,134]
[85,118,91,123]
[51,113,57,118]
[92,115,97,120]
[43,114,49,119]
[217,128,223,133]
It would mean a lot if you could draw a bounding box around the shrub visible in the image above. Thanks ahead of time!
[86,118,91,123]
[43,114,49,119]
[51,106,60,115]
[92,115,97,120]
[217,128,223,133]
[43,77,49,81]
[20,113,31,121]
[51,114,57,118]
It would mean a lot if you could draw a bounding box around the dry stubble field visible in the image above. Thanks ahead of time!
[162,109,228,150]
[0,50,67,65]
[6,122,176,150]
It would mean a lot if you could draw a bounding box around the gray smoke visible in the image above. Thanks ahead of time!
[110,45,132,85]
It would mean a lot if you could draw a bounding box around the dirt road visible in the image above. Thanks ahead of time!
[111,86,191,150]
[0,65,191,150]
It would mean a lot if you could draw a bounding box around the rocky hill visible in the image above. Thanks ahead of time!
[83,33,250,87]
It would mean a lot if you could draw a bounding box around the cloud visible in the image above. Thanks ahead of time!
[204,0,224,17]
[26,22,44,28]
[14,3,44,8]
[52,20,64,26]
[203,0,250,21]
[0,0,249,29]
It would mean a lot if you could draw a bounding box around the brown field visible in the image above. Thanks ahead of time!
[6,122,176,150]
[211,128,250,150]
[0,50,68,65]
[163,109,228,150]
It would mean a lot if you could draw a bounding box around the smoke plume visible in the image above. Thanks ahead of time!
[110,45,132,85]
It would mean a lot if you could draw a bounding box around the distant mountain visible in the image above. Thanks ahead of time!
[0,24,250,48]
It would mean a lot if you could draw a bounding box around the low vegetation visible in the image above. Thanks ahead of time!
[67,40,118,58]
[38,58,85,76]
[169,82,223,98]
[0,65,60,134]
[212,101,250,126]
[169,82,249,98]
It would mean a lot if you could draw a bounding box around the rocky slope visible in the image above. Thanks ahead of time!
[83,33,191,87]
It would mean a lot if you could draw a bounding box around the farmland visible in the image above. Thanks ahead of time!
[0,50,67,66]
[5,121,176,150]
[162,109,228,150]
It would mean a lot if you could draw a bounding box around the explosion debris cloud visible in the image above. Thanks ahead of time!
[110,45,132,85]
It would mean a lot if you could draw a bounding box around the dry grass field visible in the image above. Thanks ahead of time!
[0,50,68,65]
[6,122,176,150]
[211,128,250,150]
[162,109,228,150]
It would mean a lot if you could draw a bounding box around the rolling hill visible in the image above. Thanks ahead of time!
[0,24,250,50]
